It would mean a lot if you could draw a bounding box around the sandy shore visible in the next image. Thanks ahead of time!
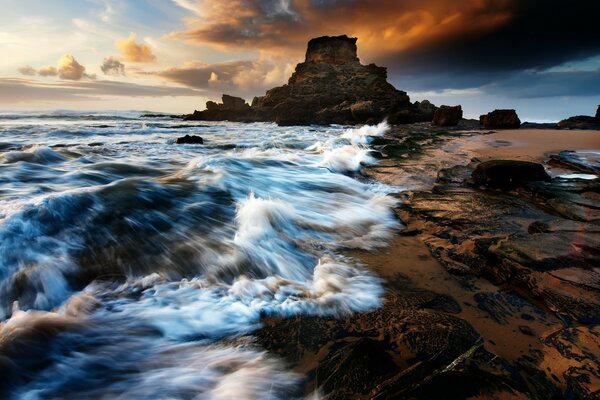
[352,128,600,396]
[462,128,600,162]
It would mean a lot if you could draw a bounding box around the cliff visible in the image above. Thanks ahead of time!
[186,35,436,125]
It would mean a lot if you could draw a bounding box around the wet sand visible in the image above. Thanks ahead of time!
[352,128,600,396]
[463,129,600,162]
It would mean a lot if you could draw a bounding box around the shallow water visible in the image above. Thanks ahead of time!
[0,111,399,398]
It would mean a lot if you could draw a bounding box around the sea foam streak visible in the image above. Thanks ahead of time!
[0,113,398,398]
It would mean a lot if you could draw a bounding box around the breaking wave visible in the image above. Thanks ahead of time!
[0,114,399,398]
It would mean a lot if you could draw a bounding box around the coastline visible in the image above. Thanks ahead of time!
[257,126,600,398]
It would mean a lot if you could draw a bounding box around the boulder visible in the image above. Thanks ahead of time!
[175,135,203,144]
[432,105,462,127]
[479,109,521,129]
[471,160,550,188]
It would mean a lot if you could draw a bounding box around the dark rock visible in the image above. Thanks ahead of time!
[316,338,397,396]
[175,135,203,144]
[549,150,600,173]
[480,109,521,129]
[471,160,551,188]
[305,35,359,65]
[257,293,483,399]
[221,94,249,110]
[557,115,600,129]
[432,105,463,127]
[140,113,181,119]
[596,105,600,120]
[185,35,436,125]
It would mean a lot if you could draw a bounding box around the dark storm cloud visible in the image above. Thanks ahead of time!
[382,0,600,76]
[172,0,600,99]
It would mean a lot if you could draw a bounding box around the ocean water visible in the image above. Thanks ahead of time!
[0,111,400,399]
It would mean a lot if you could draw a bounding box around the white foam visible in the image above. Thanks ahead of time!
[318,145,376,173]
[95,256,382,340]
[558,173,597,180]
[341,120,389,145]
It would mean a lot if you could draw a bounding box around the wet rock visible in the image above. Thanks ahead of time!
[185,35,436,125]
[175,135,203,144]
[316,338,397,396]
[471,160,550,188]
[549,150,600,174]
[479,109,521,129]
[257,293,484,399]
[432,105,462,127]
[404,168,600,325]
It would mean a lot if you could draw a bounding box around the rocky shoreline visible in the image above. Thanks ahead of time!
[255,125,600,399]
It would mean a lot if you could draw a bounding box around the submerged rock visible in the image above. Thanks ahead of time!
[471,160,551,188]
[185,35,436,125]
[432,105,462,127]
[175,135,203,144]
[480,109,521,129]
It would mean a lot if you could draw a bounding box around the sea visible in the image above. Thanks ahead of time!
[0,110,400,399]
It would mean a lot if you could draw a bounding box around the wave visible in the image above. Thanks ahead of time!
[0,146,68,164]
[0,308,301,399]
[0,118,399,398]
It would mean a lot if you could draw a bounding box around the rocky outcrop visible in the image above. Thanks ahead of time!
[480,109,521,129]
[432,105,462,127]
[558,106,600,129]
[185,95,256,122]
[186,35,436,125]
[397,157,600,398]
[175,134,203,144]
[471,160,551,188]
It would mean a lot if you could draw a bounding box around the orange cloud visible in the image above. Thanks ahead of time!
[170,0,514,59]
[58,55,89,80]
[116,33,157,63]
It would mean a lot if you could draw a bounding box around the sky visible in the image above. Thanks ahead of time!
[0,0,599,121]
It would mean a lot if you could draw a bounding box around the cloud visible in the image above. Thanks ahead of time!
[38,66,58,77]
[146,56,296,99]
[170,0,600,76]
[57,54,91,80]
[101,56,126,75]
[0,78,202,105]
[116,33,157,63]
[17,66,36,76]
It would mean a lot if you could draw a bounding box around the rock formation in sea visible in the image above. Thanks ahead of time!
[185,35,436,125]
[432,105,462,127]
[558,104,600,129]
[176,134,203,144]
[479,109,521,129]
